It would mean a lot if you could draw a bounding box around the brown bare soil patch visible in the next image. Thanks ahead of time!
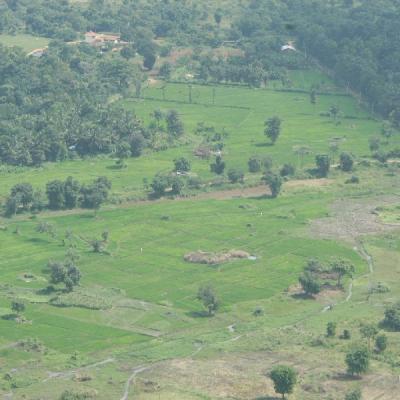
[184,249,250,265]
[286,178,333,189]
[136,350,400,400]
[310,196,400,243]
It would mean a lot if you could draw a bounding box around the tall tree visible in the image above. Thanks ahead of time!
[264,116,282,145]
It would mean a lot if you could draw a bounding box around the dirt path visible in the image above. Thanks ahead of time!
[43,357,115,383]
[120,366,150,400]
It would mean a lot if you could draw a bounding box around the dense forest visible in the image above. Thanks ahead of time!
[0,0,399,168]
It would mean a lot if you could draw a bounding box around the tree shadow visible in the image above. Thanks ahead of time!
[254,142,274,148]
[253,396,280,400]
[291,292,315,300]
[106,164,123,170]
[248,194,274,200]
[186,310,211,318]
[27,237,48,244]
[332,373,362,382]
[2,313,17,321]
[36,286,57,296]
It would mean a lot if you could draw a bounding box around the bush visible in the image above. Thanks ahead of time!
[227,168,244,183]
[264,172,282,198]
[174,157,191,172]
[315,154,331,177]
[280,163,295,177]
[373,150,389,163]
[340,152,354,171]
[171,176,185,194]
[248,156,262,173]
[345,388,362,400]
[345,175,359,184]
[340,329,351,340]
[326,322,337,337]
[187,176,203,189]
[375,334,388,353]
[383,302,400,330]
[345,346,370,376]
[151,173,170,197]
[210,155,225,175]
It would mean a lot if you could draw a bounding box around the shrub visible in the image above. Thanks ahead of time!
[174,157,191,172]
[375,334,388,353]
[248,156,261,173]
[383,302,400,331]
[345,175,359,184]
[210,155,226,175]
[345,388,362,400]
[345,346,370,376]
[340,329,351,340]
[227,168,244,183]
[264,172,282,198]
[280,163,295,177]
[315,154,331,177]
[340,152,354,171]
[326,322,337,337]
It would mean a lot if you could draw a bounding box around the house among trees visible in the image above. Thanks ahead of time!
[27,47,47,57]
[84,31,127,47]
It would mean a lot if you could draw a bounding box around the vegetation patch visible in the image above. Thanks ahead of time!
[184,249,251,265]
[50,286,126,310]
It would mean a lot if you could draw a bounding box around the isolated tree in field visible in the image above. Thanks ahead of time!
[63,177,81,209]
[329,105,340,123]
[48,260,81,292]
[214,9,223,25]
[375,334,388,353]
[269,365,297,399]
[264,172,282,198]
[310,89,317,106]
[151,173,170,197]
[170,176,185,194]
[10,183,34,209]
[339,152,354,171]
[329,139,341,164]
[381,121,393,143]
[293,145,311,168]
[11,300,25,316]
[210,155,226,175]
[382,302,400,331]
[359,323,378,350]
[264,116,282,144]
[46,180,65,210]
[36,222,56,238]
[326,322,337,337]
[368,137,380,153]
[174,157,191,172]
[248,156,262,173]
[330,259,355,287]
[280,163,295,177]
[115,142,131,168]
[153,109,164,127]
[299,272,320,297]
[197,286,220,316]
[345,388,362,400]
[159,62,172,79]
[80,177,111,211]
[345,346,370,377]
[143,49,156,70]
[227,168,244,183]
[166,110,184,138]
[315,154,331,177]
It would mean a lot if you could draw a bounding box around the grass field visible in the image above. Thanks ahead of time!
[1,74,398,203]
[0,34,49,52]
[0,70,400,399]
